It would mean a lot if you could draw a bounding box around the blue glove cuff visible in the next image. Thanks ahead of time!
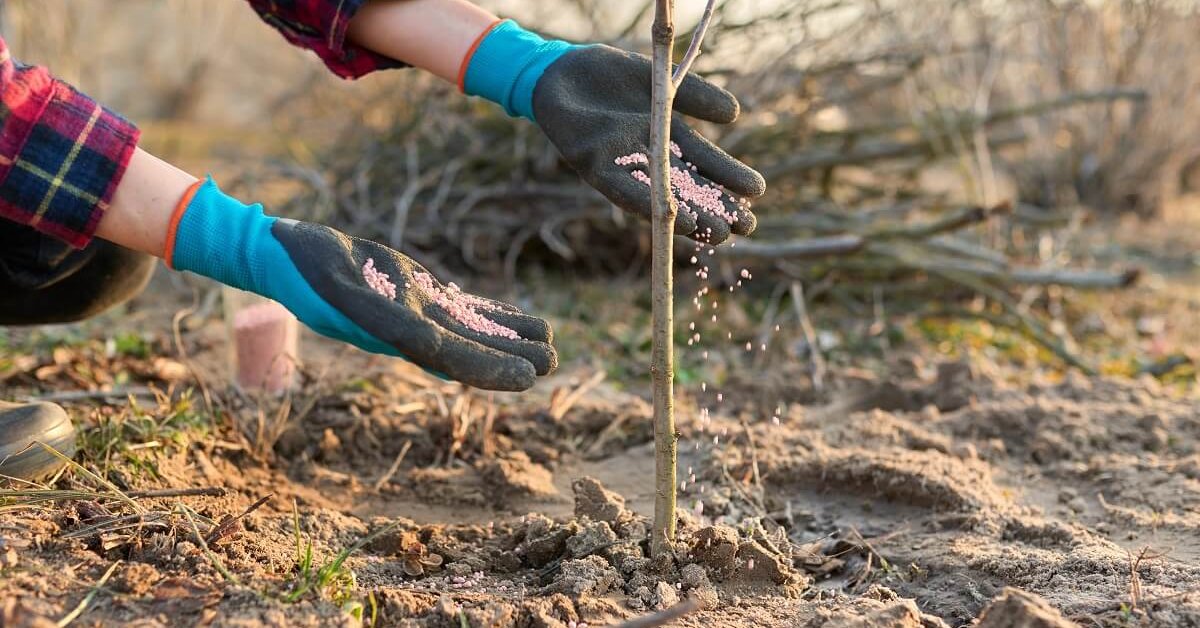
[462,19,581,121]
[172,177,279,296]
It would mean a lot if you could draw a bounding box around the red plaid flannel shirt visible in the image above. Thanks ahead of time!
[0,0,398,248]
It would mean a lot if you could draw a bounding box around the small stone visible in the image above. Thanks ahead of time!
[652,581,679,611]
[933,361,976,412]
[478,452,557,500]
[552,556,622,597]
[318,428,341,458]
[627,587,650,610]
[493,551,522,573]
[688,585,720,611]
[572,477,628,524]
[444,561,475,577]
[691,526,739,574]
[680,563,710,590]
[738,541,790,583]
[115,562,161,596]
[975,588,1077,628]
[524,524,577,568]
[566,521,618,559]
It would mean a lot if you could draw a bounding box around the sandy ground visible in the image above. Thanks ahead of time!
[7,207,1200,627]
[2,307,1199,628]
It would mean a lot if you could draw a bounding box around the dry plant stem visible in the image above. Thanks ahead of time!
[127,487,227,499]
[548,370,607,420]
[205,494,273,545]
[35,442,143,514]
[791,282,827,392]
[650,0,679,559]
[373,440,413,491]
[729,234,865,259]
[20,387,156,403]
[56,560,121,628]
[179,503,240,584]
[613,597,702,628]
[672,0,718,87]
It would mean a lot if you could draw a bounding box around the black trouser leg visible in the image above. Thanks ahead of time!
[0,221,156,325]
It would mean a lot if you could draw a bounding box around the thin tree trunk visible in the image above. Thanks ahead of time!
[650,0,678,558]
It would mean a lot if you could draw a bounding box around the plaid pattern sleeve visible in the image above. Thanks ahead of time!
[246,0,406,79]
[0,38,140,249]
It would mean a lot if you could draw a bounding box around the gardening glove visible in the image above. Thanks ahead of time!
[165,178,557,392]
[461,20,765,245]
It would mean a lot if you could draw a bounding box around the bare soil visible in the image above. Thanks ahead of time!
[3,314,1200,628]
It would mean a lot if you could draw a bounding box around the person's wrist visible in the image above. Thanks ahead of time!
[168,177,277,296]
[460,20,580,121]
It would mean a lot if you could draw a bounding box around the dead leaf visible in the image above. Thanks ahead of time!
[0,545,18,569]
[152,357,189,381]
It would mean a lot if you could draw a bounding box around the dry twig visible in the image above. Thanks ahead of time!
[612,598,703,628]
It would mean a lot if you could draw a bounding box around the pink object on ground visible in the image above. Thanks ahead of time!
[362,258,398,299]
[411,272,522,340]
[232,301,299,393]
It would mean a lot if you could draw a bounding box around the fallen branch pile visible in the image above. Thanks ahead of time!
[249,3,1166,372]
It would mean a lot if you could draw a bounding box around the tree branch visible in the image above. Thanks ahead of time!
[727,234,865,259]
[672,0,718,87]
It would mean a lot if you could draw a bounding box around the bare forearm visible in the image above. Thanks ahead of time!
[98,1,497,257]
[346,0,497,83]
[97,0,493,260]
[94,148,197,258]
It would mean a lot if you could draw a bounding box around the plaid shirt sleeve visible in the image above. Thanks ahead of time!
[0,38,140,249]
[245,0,406,79]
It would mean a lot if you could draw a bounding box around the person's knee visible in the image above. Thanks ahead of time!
[57,244,157,322]
[0,241,157,325]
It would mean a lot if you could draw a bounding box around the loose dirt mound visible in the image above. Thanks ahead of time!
[2,358,1199,626]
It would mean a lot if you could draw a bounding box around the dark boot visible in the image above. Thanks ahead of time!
[0,401,76,481]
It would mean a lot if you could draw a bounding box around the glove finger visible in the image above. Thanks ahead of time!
[470,295,524,315]
[448,291,551,342]
[269,221,541,391]
[669,153,761,243]
[671,119,766,198]
[423,330,540,391]
[687,193,756,241]
[314,284,538,389]
[603,164,700,236]
[731,200,757,237]
[361,289,545,389]
[484,308,554,344]
[674,72,740,124]
[690,208,733,245]
[423,303,557,377]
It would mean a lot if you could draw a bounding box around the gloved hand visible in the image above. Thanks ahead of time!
[166,178,556,391]
[461,20,765,245]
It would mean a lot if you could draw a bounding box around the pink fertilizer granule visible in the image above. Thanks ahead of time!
[362,258,397,299]
[411,272,521,340]
[614,142,748,229]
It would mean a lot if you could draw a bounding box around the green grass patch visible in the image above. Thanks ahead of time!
[77,390,212,479]
[284,503,399,623]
